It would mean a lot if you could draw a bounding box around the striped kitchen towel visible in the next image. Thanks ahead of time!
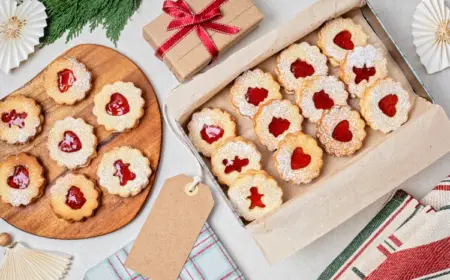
[319,175,450,280]
[85,223,245,280]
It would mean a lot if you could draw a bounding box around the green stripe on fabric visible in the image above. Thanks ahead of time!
[351,267,366,279]
[419,270,450,280]
[440,205,450,211]
[317,190,410,280]
[398,205,422,229]
[384,241,396,251]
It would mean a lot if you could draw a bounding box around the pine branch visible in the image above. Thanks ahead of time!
[40,0,140,46]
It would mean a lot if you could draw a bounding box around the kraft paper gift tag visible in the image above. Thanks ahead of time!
[125,174,214,280]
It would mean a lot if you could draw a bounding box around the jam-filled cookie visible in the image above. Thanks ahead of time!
[361,78,411,133]
[50,173,100,222]
[228,170,283,222]
[254,99,303,151]
[211,137,262,186]
[230,69,282,119]
[188,108,237,157]
[0,153,45,207]
[97,146,152,197]
[44,57,92,105]
[318,17,368,67]
[296,75,349,123]
[0,96,43,144]
[317,106,366,157]
[274,132,323,185]
[93,81,145,132]
[276,42,328,94]
[48,117,97,169]
[340,45,388,98]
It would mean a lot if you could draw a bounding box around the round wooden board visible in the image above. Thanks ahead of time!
[0,44,162,239]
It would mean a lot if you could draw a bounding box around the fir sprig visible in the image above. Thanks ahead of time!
[40,0,141,46]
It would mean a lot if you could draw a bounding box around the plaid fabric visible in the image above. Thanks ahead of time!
[85,223,245,280]
[319,176,450,280]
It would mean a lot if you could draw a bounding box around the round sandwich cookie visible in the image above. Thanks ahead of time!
[211,137,262,187]
[316,105,366,157]
[228,170,283,222]
[0,95,43,144]
[0,153,46,207]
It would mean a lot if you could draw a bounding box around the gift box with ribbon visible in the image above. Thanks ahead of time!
[143,0,264,81]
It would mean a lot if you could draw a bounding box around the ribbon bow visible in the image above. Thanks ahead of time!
[156,0,240,59]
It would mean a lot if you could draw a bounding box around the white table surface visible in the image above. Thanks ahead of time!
[1,0,450,279]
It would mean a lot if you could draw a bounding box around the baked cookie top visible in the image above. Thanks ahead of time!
[0,95,43,144]
[93,81,145,132]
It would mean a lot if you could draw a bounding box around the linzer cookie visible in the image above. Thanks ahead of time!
[44,57,92,105]
[254,99,303,151]
[230,69,282,119]
[0,96,43,144]
[361,78,412,133]
[274,132,323,185]
[211,137,262,186]
[93,81,145,132]
[188,108,237,157]
[276,42,328,94]
[48,117,97,169]
[50,173,101,222]
[317,106,366,157]
[97,146,152,197]
[318,17,368,66]
[296,75,349,123]
[0,153,45,207]
[228,170,283,222]
[340,44,388,98]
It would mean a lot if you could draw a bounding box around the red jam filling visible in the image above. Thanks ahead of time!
[378,94,398,118]
[65,186,86,210]
[58,131,82,153]
[245,87,269,106]
[200,125,224,144]
[268,117,290,137]
[333,30,354,50]
[222,156,249,174]
[58,68,76,93]
[290,147,311,170]
[1,110,28,128]
[114,160,136,186]
[290,59,315,79]
[313,90,335,110]
[247,187,266,209]
[105,93,130,116]
[332,120,353,142]
[7,165,29,189]
[353,65,376,84]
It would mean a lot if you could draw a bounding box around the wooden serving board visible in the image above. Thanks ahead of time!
[0,44,162,239]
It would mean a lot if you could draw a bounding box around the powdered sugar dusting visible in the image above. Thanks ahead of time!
[347,45,381,68]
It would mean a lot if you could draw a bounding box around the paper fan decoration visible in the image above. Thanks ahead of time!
[0,0,47,74]
[412,0,450,74]
[0,242,72,280]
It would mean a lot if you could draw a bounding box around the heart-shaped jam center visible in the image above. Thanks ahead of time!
[7,165,29,189]
[353,65,376,84]
[200,125,224,144]
[268,117,290,137]
[58,131,82,153]
[313,90,335,110]
[1,109,28,128]
[291,147,312,170]
[58,68,76,93]
[105,93,130,116]
[222,156,249,174]
[290,59,315,79]
[114,160,136,186]
[378,94,398,118]
[245,87,269,106]
[65,186,86,210]
[332,120,353,142]
[333,30,354,50]
[247,187,266,209]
